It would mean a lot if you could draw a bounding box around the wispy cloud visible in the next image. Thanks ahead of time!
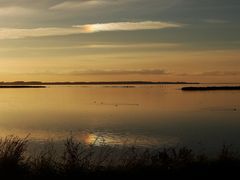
[23,69,171,76]
[179,71,240,76]
[0,21,182,40]
[203,19,228,24]
[68,69,170,76]
[74,21,182,33]
[0,43,180,51]
[199,71,240,76]
[50,0,123,10]
[0,6,33,16]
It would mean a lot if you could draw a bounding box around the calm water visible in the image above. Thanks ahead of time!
[0,84,240,152]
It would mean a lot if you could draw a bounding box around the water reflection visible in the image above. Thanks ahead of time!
[83,132,179,147]
[0,85,239,152]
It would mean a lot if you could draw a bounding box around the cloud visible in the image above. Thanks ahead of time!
[199,71,240,76]
[0,27,81,40]
[0,21,182,40]
[74,21,182,33]
[0,6,33,16]
[50,1,100,10]
[68,69,170,75]
[0,43,180,51]
[203,19,228,24]
[179,71,240,76]
[49,0,123,10]
[25,69,171,76]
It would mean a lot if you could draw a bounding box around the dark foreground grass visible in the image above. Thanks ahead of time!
[1,135,240,179]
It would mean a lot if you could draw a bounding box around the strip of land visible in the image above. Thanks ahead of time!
[182,86,240,91]
[0,81,199,86]
[0,86,46,88]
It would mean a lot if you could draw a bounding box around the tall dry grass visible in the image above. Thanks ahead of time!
[0,135,239,179]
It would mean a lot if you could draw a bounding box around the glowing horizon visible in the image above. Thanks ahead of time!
[0,0,239,83]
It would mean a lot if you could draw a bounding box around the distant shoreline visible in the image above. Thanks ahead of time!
[0,86,46,88]
[182,86,240,91]
[0,81,199,86]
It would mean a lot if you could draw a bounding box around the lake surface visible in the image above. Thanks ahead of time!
[0,84,240,153]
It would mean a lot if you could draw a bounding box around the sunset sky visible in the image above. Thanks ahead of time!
[0,0,240,82]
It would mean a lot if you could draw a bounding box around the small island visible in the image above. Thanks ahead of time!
[182,86,240,91]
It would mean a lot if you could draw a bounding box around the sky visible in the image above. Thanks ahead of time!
[0,0,240,82]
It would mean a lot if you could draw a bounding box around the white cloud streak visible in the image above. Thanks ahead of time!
[0,21,182,40]
[74,21,182,33]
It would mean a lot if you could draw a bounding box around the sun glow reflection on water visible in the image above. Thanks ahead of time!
[0,85,239,152]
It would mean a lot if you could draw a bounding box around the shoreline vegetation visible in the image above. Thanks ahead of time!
[182,86,240,91]
[1,135,240,179]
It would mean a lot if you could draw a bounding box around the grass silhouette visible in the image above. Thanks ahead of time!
[0,135,240,179]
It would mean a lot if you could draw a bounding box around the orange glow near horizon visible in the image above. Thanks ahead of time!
[0,49,239,83]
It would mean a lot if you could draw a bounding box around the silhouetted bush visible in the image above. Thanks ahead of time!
[0,136,29,178]
[0,135,239,179]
